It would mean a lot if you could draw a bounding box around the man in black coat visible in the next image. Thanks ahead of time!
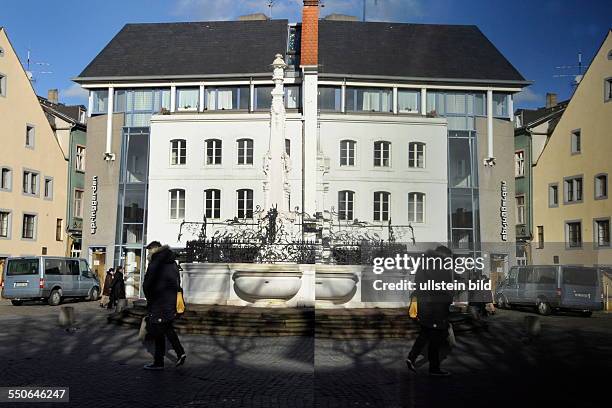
[142,241,186,370]
[405,246,454,377]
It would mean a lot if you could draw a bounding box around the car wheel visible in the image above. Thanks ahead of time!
[48,289,62,306]
[11,300,23,306]
[88,287,100,301]
[580,311,592,317]
[537,300,551,315]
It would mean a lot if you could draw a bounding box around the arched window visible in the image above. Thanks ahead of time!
[408,192,425,223]
[408,142,425,168]
[373,141,391,167]
[373,191,390,221]
[205,139,222,165]
[204,189,221,219]
[237,139,254,165]
[340,140,356,166]
[338,191,355,221]
[169,189,185,220]
[237,189,253,219]
[170,139,186,165]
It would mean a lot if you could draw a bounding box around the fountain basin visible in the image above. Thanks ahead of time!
[315,268,359,304]
[232,265,302,303]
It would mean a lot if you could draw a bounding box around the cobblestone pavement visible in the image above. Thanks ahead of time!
[0,300,610,408]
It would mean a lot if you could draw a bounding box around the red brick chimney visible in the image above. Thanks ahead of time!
[301,0,319,67]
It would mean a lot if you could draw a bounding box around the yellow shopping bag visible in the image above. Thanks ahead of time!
[176,289,186,315]
[408,296,418,319]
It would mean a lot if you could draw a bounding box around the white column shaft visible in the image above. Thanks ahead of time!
[487,89,494,159]
[105,86,114,156]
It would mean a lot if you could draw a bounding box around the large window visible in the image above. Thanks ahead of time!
[338,191,354,221]
[398,89,420,113]
[0,211,9,238]
[373,191,390,222]
[205,139,222,165]
[91,90,108,114]
[237,139,254,165]
[373,141,391,167]
[318,86,341,111]
[169,189,185,220]
[206,86,249,110]
[408,142,425,168]
[515,150,525,177]
[254,86,273,110]
[516,196,525,224]
[408,192,425,223]
[595,174,608,199]
[176,87,199,111]
[492,93,509,117]
[595,219,610,247]
[204,189,221,219]
[571,130,581,154]
[22,171,38,195]
[170,139,187,165]
[0,167,11,191]
[346,87,392,113]
[74,189,84,218]
[22,214,36,239]
[285,85,300,109]
[237,189,253,219]
[75,145,86,172]
[566,221,582,248]
[340,140,356,166]
[564,176,583,203]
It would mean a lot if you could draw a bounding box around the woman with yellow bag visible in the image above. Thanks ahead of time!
[142,241,187,371]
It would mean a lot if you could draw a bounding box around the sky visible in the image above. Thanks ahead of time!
[1,0,610,109]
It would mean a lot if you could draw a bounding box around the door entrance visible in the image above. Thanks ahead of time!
[90,247,107,288]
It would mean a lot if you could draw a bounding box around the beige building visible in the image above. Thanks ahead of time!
[0,27,69,279]
[532,30,612,268]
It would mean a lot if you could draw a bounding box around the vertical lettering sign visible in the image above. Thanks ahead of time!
[500,181,508,241]
[91,176,98,235]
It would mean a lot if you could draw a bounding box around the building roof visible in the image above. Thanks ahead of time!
[38,96,87,129]
[76,20,289,80]
[514,100,568,133]
[318,21,526,84]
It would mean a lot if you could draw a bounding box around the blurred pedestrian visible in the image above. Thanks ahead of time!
[100,267,114,308]
[142,241,186,371]
[108,265,126,310]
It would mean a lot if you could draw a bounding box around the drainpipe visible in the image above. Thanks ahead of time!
[104,86,115,161]
[484,89,495,166]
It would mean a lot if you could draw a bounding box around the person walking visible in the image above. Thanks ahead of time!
[108,266,126,310]
[142,241,186,371]
[405,247,454,377]
[100,268,114,308]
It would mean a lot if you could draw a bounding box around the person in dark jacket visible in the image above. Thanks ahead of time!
[142,241,186,370]
[405,246,454,377]
[100,268,114,308]
[108,266,126,309]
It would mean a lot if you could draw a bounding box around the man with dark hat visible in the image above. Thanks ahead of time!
[142,241,186,370]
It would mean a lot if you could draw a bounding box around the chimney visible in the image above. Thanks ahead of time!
[301,0,319,67]
[238,13,269,21]
[48,89,59,104]
[545,92,557,108]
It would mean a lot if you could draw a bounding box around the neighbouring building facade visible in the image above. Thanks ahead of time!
[531,30,612,268]
[513,93,568,264]
[39,90,88,258]
[0,27,69,280]
[75,1,527,296]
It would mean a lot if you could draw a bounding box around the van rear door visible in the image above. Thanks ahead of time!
[560,266,599,308]
[3,258,41,298]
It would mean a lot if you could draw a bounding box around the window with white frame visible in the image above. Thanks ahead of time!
[176,87,199,111]
[43,177,53,199]
[169,189,185,220]
[204,189,221,219]
[22,214,36,239]
[75,145,86,172]
[318,86,341,111]
[0,73,6,97]
[492,93,509,117]
[170,139,187,165]
[595,219,610,247]
[516,196,525,224]
[74,189,84,218]
[373,191,390,221]
[237,189,253,219]
[549,184,559,207]
[340,140,356,166]
[408,192,425,223]
[285,86,300,109]
[0,167,11,190]
[515,150,525,177]
[205,86,249,110]
[91,90,108,114]
[285,139,291,156]
[408,142,425,168]
[571,130,581,154]
[205,139,222,165]
[595,174,608,199]
[22,171,38,195]
[346,87,392,112]
[398,89,420,113]
[0,211,9,238]
[25,125,35,148]
[338,190,354,221]
[237,139,254,165]
[566,221,582,248]
[564,176,583,203]
[254,86,273,110]
[373,141,391,167]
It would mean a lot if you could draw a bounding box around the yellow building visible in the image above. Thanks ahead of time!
[532,30,612,268]
[0,27,69,279]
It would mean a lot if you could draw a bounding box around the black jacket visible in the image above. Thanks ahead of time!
[414,253,453,330]
[143,246,180,322]
[109,272,126,301]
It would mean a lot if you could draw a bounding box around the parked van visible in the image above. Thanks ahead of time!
[495,265,603,316]
[1,257,100,306]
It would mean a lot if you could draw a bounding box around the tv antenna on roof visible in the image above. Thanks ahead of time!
[25,48,52,83]
[553,51,588,90]
[363,0,379,21]
[267,0,275,18]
